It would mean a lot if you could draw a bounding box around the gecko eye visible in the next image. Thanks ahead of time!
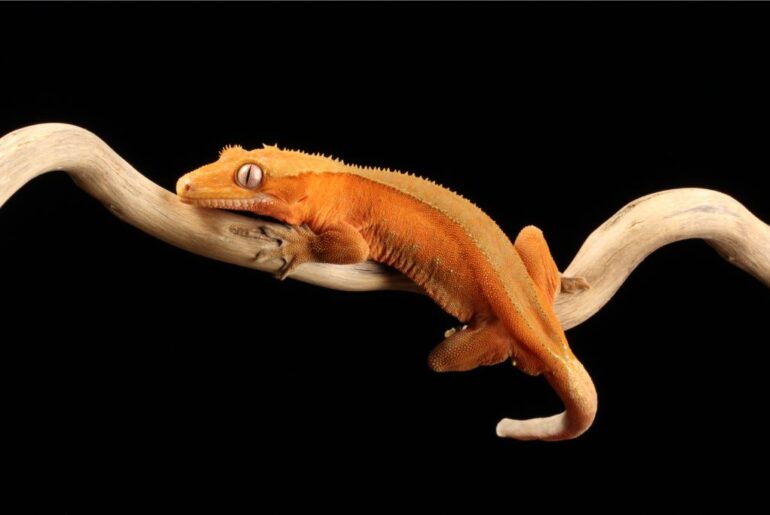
[236,163,263,189]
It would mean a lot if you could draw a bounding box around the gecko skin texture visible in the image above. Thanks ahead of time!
[176,145,597,441]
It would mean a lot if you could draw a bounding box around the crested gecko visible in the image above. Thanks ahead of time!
[176,146,595,441]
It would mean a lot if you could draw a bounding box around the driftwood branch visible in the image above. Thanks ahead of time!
[2,124,769,331]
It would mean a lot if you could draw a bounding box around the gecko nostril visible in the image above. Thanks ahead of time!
[175,177,195,198]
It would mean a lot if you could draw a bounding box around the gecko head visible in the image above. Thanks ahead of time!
[176,144,345,212]
[176,145,279,211]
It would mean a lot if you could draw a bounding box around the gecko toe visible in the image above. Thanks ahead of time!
[443,324,468,338]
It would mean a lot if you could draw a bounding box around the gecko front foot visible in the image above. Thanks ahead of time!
[255,224,316,280]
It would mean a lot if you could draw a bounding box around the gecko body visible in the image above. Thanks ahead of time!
[177,145,596,441]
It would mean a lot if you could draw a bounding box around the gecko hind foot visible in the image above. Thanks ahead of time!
[429,323,511,372]
[560,275,590,293]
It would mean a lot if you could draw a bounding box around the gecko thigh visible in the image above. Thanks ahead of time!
[514,225,561,302]
[428,321,513,372]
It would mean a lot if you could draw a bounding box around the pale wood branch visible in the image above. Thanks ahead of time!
[555,188,770,328]
[2,124,768,330]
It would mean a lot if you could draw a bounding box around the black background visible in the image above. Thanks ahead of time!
[2,2,769,508]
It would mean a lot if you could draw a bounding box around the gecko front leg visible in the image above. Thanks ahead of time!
[257,222,370,279]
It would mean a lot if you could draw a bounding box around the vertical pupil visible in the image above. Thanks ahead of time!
[239,164,259,187]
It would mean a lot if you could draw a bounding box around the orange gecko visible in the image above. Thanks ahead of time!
[177,146,595,441]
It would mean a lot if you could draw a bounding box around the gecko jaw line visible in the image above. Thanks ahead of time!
[189,197,273,210]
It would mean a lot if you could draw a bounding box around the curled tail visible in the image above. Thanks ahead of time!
[496,357,597,441]
[496,226,597,441]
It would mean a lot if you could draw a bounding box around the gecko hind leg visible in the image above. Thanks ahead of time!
[515,225,590,299]
[514,225,563,301]
[428,322,512,372]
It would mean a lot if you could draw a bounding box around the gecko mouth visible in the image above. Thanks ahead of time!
[185,196,274,210]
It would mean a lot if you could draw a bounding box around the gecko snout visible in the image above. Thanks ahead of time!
[176,177,194,199]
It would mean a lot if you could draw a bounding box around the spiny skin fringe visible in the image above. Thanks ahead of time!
[219,144,244,157]
[272,145,481,221]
